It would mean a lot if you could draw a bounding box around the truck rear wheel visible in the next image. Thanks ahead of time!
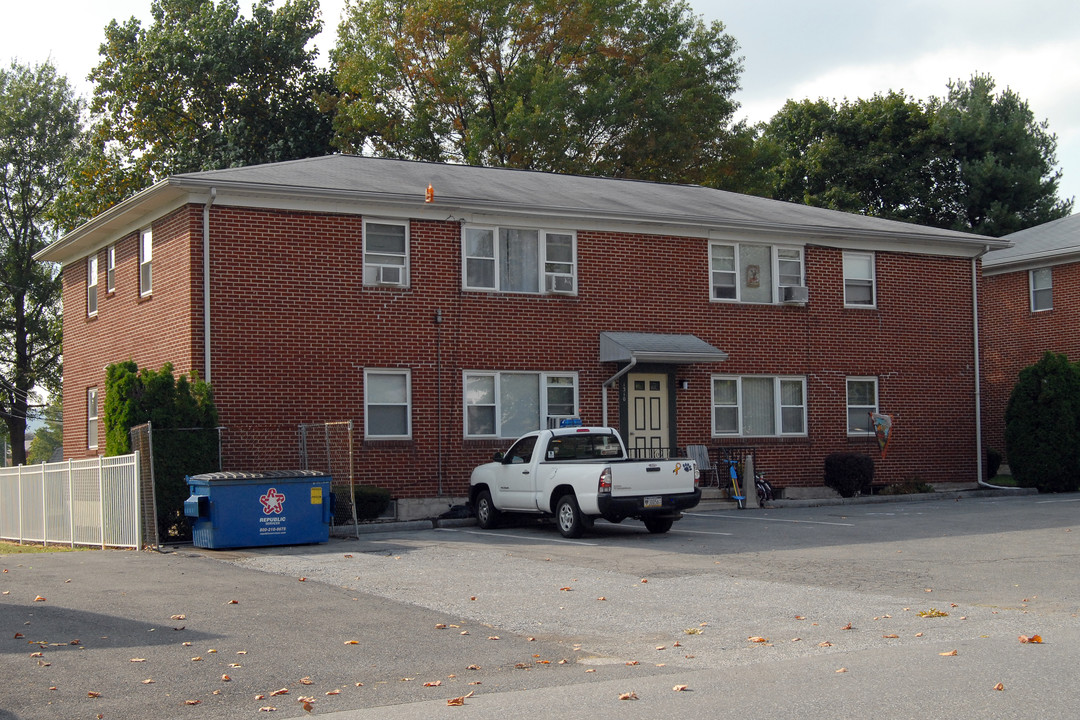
[555,494,584,538]
[643,516,674,534]
[475,490,500,529]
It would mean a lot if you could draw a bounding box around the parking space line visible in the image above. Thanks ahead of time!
[685,512,855,527]
[1036,497,1080,503]
[672,529,734,536]
[436,528,600,546]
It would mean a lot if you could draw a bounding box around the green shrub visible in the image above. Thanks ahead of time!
[104,361,219,541]
[1004,352,1080,493]
[353,485,392,521]
[823,453,874,497]
[985,448,1002,480]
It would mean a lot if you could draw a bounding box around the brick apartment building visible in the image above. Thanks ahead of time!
[981,213,1080,461]
[37,156,1009,517]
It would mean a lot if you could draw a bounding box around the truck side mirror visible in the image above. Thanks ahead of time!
[492,451,504,462]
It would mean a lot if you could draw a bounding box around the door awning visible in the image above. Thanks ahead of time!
[599,332,728,365]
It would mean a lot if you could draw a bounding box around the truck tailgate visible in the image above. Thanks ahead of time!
[608,460,696,497]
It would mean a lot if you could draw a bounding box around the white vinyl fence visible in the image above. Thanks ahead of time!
[0,453,142,549]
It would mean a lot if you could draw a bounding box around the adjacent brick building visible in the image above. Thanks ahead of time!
[980,213,1080,462]
[37,156,1009,517]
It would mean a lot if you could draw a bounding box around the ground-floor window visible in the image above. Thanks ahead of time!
[846,377,878,434]
[364,369,411,439]
[464,371,577,438]
[87,387,99,449]
[711,376,807,437]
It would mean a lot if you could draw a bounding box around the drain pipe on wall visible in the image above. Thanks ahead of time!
[602,357,637,427]
[973,249,1012,490]
[203,188,216,384]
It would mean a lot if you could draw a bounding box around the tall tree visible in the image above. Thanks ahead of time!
[55,0,335,229]
[746,75,1072,237]
[332,0,744,183]
[929,74,1072,236]
[0,61,77,465]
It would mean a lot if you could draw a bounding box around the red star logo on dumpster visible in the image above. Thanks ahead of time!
[260,488,286,515]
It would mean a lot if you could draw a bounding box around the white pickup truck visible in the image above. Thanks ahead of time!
[469,426,700,537]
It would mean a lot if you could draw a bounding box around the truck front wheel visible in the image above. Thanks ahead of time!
[643,516,674,534]
[555,494,584,538]
[475,490,500,529]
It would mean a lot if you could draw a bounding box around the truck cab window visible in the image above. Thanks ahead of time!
[504,436,537,464]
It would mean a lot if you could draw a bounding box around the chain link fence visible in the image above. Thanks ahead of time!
[298,421,360,537]
[130,422,222,547]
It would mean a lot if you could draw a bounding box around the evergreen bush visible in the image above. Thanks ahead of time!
[823,452,874,497]
[104,362,219,541]
[1004,352,1080,493]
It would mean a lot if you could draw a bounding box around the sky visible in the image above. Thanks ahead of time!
[2,0,1079,207]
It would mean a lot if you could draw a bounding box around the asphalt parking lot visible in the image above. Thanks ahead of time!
[3,493,1078,719]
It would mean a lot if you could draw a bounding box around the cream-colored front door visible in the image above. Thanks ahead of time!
[627,373,669,457]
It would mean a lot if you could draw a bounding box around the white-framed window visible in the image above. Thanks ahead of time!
[463,226,577,295]
[87,387,99,449]
[87,255,98,316]
[139,228,153,296]
[846,377,878,435]
[363,219,409,287]
[709,242,804,303]
[106,244,116,292]
[843,252,876,307]
[364,369,411,438]
[464,371,578,437]
[711,376,807,436]
[1030,268,1052,312]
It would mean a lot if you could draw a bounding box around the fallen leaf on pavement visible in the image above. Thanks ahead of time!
[994,682,1004,691]
[673,685,689,691]
[748,636,767,643]
[185,700,200,705]
[300,677,313,685]
[939,650,958,656]
[87,691,102,698]
[270,688,289,696]
[446,691,474,706]
[618,692,639,700]
[836,668,847,673]
[425,681,442,687]
[34,596,46,602]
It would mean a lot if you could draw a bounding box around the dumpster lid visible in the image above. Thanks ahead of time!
[187,470,330,481]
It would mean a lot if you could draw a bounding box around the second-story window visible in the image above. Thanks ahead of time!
[843,252,876,307]
[139,228,153,296]
[463,226,577,295]
[106,244,116,292]
[709,242,804,303]
[363,220,409,287]
[1030,268,1052,312]
[87,255,98,316]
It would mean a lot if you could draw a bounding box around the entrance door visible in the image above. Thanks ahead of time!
[627,373,669,458]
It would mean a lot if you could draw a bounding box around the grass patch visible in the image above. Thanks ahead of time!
[988,475,1019,487]
[0,540,92,555]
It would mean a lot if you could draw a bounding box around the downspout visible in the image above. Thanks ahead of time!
[203,188,216,384]
[602,357,637,427]
[973,248,1012,489]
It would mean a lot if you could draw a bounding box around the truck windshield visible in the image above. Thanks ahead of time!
[545,434,624,461]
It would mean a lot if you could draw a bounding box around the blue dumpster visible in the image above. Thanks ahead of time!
[185,471,333,549]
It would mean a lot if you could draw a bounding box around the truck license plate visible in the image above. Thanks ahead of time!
[644,496,662,508]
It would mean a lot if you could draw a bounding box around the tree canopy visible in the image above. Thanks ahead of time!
[0,60,77,464]
[332,0,744,183]
[747,74,1072,237]
[55,0,335,228]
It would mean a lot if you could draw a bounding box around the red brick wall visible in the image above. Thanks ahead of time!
[63,203,983,495]
[61,206,202,454]
[980,262,1080,460]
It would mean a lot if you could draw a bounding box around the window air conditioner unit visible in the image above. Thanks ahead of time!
[375,265,403,285]
[781,285,809,303]
[545,274,575,294]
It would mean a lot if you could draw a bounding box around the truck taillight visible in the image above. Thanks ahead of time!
[598,467,612,494]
